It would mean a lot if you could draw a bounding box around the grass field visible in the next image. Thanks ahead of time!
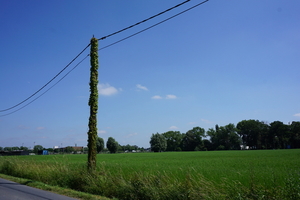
[1,150,300,199]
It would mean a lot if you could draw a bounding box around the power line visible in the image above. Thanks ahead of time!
[99,0,210,51]
[0,0,210,115]
[0,43,90,112]
[0,54,90,117]
[98,0,191,41]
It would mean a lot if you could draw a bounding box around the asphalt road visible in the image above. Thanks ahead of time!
[0,178,78,200]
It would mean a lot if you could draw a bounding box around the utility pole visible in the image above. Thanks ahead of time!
[87,37,99,171]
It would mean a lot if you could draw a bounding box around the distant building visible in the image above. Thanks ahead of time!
[38,150,49,155]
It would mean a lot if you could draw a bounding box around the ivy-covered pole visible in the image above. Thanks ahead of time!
[87,37,99,171]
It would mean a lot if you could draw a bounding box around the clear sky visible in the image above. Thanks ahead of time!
[1,0,299,149]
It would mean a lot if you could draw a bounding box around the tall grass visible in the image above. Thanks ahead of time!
[0,150,299,199]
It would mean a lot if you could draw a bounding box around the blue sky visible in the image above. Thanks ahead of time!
[0,0,299,149]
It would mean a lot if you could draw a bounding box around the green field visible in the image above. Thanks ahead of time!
[1,150,300,200]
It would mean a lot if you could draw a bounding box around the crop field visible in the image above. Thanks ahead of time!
[1,150,300,200]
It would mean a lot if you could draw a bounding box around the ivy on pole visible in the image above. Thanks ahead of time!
[87,37,99,171]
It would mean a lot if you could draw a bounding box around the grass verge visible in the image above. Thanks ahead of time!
[1,150,300,199]
[0,173,113,200]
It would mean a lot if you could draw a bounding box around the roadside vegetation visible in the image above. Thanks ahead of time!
[0,173,112,200]
[1,150,299,200]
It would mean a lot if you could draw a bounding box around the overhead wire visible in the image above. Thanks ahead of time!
[0,0,210,116]
[97,0,191,41]
[0,54,90,117]
[99,0,210,51]
[0,43,90,112]
[0,0,194,113]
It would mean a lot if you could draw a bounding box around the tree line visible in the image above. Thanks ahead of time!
[0,145,47,154]
[150,120,300,152]
[97,137,145,153]
[2,120,299,154]
[0,138,144,155]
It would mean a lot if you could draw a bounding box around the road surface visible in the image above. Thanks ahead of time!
[0,178,77,200]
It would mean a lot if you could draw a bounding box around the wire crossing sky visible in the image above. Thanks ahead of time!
[0,0,299,149]
[97,0,209,41]
[0,44,90,113]
[98,0,210,51]
[0,55,90,117]
[0,0,210,116]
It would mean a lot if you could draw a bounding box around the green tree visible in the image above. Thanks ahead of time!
[65,146,74,153]
[237,119,268,149]
[162,131,183,151]
[206,127,219,150]
[4,147,12,151]
[290,121,300,148]
[203,139,212,150]
[106,137,118,153]
[87,37,99,170]
[20,146,29,151]
[122,144,139,152]
[46,148,53,152]
[33,145,43,154]
[96,137,104,153]
[0,147,3,151]
[219,123,241,150]
[124,144,133,151]
[11,146,20,151]
[207,124,241,150]
[182,127,205,151]
[257,121,270,149]
[269,121,289,149]
[150,133,167,152]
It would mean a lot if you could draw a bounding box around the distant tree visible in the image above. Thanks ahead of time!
[106,137,118,153]
[4,147,12,151]
[216,145,225,150]
[206,127,219,150]
[256,121,270,149]
[237,120,257,147]
[150,133,167,152]
[20,146,29,151]
[11,146,20,151]
[0,147,3,151]
[162,131,184,151]
[290,121,300,148]
[53,148,60,153]
[207,124,241,150]
[182,127,205,151]
[65,146,74,153]
[46,148,53,152]
[132,145,138,150]
[123,144,130,151]
[33,145,43,154]
[203,139,212,151]
[83,147,89,153]
[123,144,133,151]
[96,137,104,153]
[219,123,241,150]
[122,144,139,152]
[237,120,268,149]
[269,121,289,149]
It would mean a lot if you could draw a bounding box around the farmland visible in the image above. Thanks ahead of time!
[0,150,299,199]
